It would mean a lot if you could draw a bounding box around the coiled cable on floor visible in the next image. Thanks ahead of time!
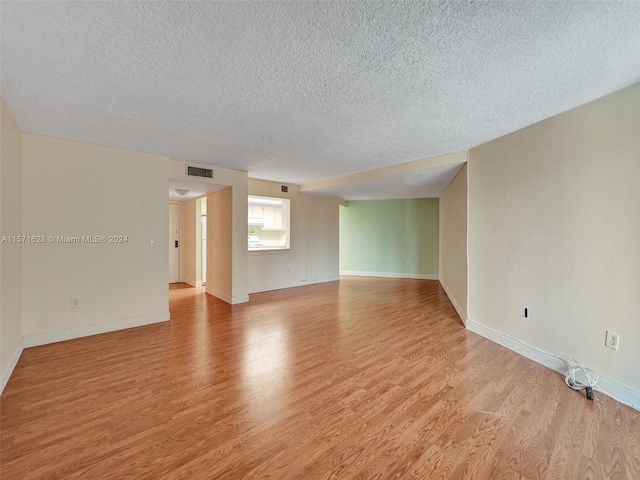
[565,359,598,390]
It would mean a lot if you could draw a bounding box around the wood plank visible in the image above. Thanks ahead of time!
[1,278,638,479]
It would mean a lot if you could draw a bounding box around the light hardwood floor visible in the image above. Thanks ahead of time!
[1,278,638,479]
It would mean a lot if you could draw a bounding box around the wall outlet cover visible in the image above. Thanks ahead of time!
[605,330,620,351]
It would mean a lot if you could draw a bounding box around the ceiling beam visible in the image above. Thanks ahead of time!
[299,151,468,193]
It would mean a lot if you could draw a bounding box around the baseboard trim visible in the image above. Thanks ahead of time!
[439,280,466,325]
[1,337,24,395]
[24,311,170,348]
[206,287,229,303]
[206,287,250,305]
[231,294,249,304]
[249,275,341,294]
[205,287,249,304]
[340,271,438,280]
[184,280,202,288]
[466,317,640,411]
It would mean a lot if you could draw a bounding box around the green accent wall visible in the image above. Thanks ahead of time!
[339,199,439,276]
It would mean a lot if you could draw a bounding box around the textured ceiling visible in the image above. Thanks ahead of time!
[2,1,639,189]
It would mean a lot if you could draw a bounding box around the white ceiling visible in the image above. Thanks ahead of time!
[2,1,639,198]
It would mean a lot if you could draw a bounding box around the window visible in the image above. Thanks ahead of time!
[248,195,290,251]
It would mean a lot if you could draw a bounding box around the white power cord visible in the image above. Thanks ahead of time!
[564,359,598,391]
[564,358,622,404]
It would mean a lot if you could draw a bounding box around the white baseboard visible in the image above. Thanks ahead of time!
[231,294,250,304]
[184,280,202,288]
[340,271,438,280]
[248,275,340,294]
[439,280,466,325]
[206,287,231,303]
[466,317,640,411]
[1,337,24,395]
[205,287,248,304]
[24,311,170,348]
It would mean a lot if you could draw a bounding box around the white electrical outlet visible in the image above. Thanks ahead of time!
[71,297,80,308]
[605,330,620,351]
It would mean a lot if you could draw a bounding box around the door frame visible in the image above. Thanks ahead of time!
[169,202,181,283]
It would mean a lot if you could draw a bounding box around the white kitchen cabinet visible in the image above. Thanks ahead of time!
[263,205,275,228]
[248,204,264,224]
[274,206,283,230]
[262,205,284,230]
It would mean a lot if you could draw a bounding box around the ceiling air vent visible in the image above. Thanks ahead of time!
[186,166,214,179]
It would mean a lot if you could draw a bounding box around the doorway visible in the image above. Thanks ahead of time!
[200,197,207,286]
[169,202,180,283]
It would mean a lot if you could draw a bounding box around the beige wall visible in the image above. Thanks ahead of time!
[248,179,341,293]
[1,99,24,389]
[439,163,467,323]
[206,187,233,302]
[21,134,170,338]
[468,83,640,392]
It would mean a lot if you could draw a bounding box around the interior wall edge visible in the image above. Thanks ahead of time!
[204,287,245,305]
[440,279,466,325]
[0,337,24,395]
